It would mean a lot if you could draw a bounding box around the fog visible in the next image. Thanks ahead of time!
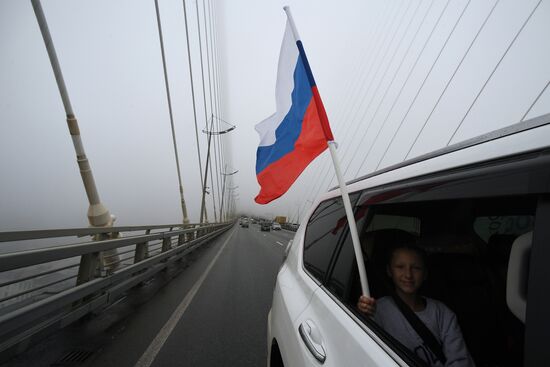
[1,0,549,231]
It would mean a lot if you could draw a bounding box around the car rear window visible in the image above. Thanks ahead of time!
[303,193,359,284]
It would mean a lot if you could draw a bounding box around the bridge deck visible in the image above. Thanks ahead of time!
[5,224,291,367]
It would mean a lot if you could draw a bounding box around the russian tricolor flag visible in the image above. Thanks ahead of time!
[255,18,334,204]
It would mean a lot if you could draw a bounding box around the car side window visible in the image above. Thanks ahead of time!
[325,195,537,367]
[303,193,359,284]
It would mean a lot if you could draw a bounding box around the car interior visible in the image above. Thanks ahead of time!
[343,195,536,367]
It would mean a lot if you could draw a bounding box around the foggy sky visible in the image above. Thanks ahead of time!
[1,0,549,231]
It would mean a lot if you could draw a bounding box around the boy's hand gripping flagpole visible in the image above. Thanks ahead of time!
[283,6,370,298]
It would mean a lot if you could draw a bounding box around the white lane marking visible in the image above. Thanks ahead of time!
[135,228,236,367]
[276,241,285,247]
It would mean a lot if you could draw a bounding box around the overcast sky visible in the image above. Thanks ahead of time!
[1,0,549,231]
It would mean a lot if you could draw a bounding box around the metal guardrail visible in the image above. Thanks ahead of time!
[0,222,233,357]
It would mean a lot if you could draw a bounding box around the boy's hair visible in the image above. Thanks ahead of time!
[387,243,428,268]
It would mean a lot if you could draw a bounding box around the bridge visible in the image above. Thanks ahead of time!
[0,223,291,366]
[2,0,549,366]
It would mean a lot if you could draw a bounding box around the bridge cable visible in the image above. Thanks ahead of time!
[194,0,213,223]
[213,0,226,220]
[216,10,234,219]
[353,0,455,177]
[443,0,543,148]
[353,0,449,177]
[345,0,435,180]
[154,0,189,223]
[202,0,218,222]
[299,1,404,214]
[209,0,226,219]
[338,0,421,177]
[296,1,395,215]
[521,80,550,122]
[181,0,207,222]
[327,0,412,176]
[373,0,479,171]
[294,2,400,221]
[204,0,222,222]
[302,0,412,208]
[394,0,499,161]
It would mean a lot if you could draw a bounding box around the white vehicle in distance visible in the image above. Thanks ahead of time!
[267,116,550,367]
[272,223,282,230]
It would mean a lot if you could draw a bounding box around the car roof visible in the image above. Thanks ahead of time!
[326,114,550,199]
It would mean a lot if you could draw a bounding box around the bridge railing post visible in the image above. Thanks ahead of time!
[76,252,100,285]
[162,228,173,253]
[162,237,171,252]
[134,229,150,263]
[184,224,191,242]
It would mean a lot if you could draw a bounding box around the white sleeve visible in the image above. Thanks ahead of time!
[439,306,475,367]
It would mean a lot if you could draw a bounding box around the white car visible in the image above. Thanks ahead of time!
[268,119,550,366]
[272,223,282,230]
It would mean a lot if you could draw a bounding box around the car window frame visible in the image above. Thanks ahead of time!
[309,149,550,366]
[302,193,360,286]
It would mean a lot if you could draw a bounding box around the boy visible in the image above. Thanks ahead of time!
[358,245,474,367]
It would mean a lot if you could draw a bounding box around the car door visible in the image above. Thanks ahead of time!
[291,193,405,366]
[294,286,403,366]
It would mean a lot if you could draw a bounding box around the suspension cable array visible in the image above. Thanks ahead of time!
[154,0,189,224]
[292,0,545,223]
[154,0,232,224]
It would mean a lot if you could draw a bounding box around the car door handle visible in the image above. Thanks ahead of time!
[299,320,326,363]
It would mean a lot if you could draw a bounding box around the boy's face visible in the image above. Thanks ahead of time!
[387,248,427,296]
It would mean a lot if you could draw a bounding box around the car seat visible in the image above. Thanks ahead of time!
[486,233,527,367]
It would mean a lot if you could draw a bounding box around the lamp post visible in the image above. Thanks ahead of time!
[200,115,235,224]
[220,167,238,222]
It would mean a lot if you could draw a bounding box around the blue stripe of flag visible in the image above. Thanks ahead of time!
[256,54,313,175]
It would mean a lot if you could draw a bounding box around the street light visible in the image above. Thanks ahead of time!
[202,115,236,135]
[200,115,236,224]
[220,167,238,222]
[202,126,235,135]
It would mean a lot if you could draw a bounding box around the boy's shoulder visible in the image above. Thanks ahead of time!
[425,298,453,313]
[424,297,458,324]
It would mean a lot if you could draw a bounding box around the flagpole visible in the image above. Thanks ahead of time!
[283,6,301,40]
[327,142,370,297]
[283,6,370,297]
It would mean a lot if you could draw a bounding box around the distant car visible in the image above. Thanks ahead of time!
[241,221,249,228]
[271,223,282,230]
[261,222,271,231]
